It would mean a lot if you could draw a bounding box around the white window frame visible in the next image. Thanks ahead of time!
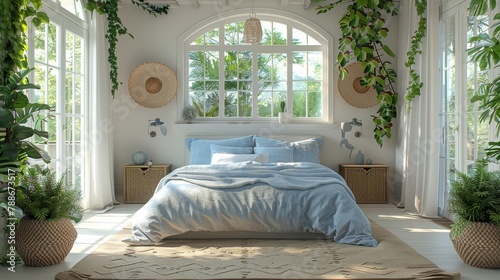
[27,0,88,191]
[439,0,499,217]
[177,9,334,124]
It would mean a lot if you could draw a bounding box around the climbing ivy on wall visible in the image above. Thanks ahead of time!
[85,0,170,97]
[316,0,399,146]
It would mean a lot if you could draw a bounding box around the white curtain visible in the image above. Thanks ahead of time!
[84,12,117,210]
[395,0,441,217]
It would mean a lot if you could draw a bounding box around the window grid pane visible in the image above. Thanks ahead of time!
[292,51,323,118]
[257,53,287,117]
[187,18,325,121]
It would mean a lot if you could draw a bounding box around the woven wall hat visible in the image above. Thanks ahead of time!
[128,62,177,108]
[337,62,378,108]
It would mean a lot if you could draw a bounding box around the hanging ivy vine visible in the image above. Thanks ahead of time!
[0,0,48,86]
[85,0,170,97]
[316,0,399,146]
[404,0,427,112]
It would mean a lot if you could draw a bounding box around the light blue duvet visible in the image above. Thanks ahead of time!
[123,162,378,247]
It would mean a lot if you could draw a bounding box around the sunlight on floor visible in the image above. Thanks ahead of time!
[404,228,450,233]
[75,214,130,230]
[377,214,419,220]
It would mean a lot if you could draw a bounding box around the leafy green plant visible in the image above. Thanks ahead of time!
[468,0,500,159]
[448,159,500,238]
[0,68,51,183]
[280,101,286,113]
[182,105,198,123]
[316,0,399,146]
[0,0,49,86]
[16,165,83,223]
[85,0,170,97]
[404,0,427,112]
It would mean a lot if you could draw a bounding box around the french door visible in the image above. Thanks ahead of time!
[440,0,491,217]
[29,2,88,195]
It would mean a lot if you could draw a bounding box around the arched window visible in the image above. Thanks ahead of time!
[30,0,88,193]
[179,11,333,123]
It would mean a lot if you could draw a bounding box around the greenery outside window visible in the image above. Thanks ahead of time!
[180,11,333,123]
[29,0,88,194]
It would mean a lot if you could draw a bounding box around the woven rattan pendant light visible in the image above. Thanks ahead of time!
[244,1,262,44]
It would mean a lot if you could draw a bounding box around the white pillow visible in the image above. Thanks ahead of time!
[211,153,268,164]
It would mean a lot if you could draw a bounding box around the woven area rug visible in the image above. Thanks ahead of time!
[55,222,460,280]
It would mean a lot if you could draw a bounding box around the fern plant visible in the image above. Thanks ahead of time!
[16,165,83,223]
[448,159,500,238]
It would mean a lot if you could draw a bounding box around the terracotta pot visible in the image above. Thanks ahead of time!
[16,218,77,266]
[450,222,500,269]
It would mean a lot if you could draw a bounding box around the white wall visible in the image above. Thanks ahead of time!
[113,2,400,201]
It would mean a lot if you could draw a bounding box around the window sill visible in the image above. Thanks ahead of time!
[175,122,336,134]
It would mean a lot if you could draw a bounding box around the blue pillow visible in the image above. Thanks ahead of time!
[210,144,253,158]
[254,146,294,163]
[185,135,254,164]
[254,136,322,163]
[292,139,321,163]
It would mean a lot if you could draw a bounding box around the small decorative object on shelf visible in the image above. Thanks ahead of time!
[355,150,364,164]
[365,158,373,165]
[182,105,198,124]
[278,101,286,124]
[131,151,148,165]
[147,160,153,166]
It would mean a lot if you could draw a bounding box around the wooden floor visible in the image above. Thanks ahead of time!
[1,204,498,280]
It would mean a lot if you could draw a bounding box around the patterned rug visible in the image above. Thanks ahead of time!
[56,222,460,280]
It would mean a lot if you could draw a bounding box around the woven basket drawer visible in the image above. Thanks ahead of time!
[123,165,171,203]
[339,165,388,204]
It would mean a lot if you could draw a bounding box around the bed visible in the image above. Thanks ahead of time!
[123,135,378,247]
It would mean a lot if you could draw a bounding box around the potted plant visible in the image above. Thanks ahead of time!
[278,101,286,124]
[15,165,83,266]
[448,159,500,268]
[182,105,198,124]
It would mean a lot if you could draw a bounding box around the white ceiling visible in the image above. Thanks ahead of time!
[129,0,313,9]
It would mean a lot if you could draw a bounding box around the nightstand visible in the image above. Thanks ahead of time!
[123,164,172,203]
[339,164,388,204]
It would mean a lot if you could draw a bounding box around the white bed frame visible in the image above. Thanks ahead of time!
[177,134,326,239]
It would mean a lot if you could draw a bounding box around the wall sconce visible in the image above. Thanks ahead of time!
[148,118,167,137]
[340,118,362,138]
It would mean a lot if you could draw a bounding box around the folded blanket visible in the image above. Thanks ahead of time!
[158,161,353,194]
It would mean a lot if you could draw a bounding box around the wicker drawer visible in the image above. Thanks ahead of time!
[339,164,388,204]
[123,164,172,203]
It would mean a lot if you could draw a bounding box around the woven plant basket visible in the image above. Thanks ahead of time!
[16,218,77,266]
[451,222,500,269]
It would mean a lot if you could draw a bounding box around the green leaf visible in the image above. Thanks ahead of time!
[470,0,489,15]
[0,203,24,219]
[382,44,395,57]
[11,125,34,140]
[36,12,50,24]
[31,17,41,28]
[0,110,15,127]
[22,142,51,163]
[490,0,497,10]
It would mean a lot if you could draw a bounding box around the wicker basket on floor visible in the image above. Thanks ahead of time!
[16,218,77,266]
[451,222,500,269]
